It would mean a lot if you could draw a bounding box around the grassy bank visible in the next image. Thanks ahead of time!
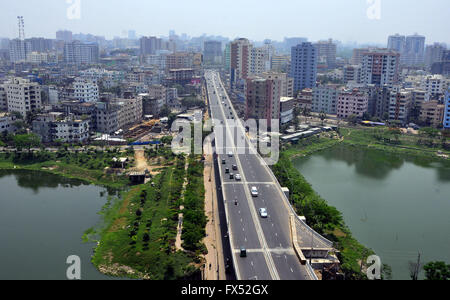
[90,155,202,280]
[0,151,129,188]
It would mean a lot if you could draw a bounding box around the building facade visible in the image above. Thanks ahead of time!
[4,77,42,118]
[245,77,281,125]
[290,42,318,93]
[360,49,400,86]
[336,89,369,119]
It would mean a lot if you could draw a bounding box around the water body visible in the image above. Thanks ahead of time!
[0,169,116,280]
[293,145,450,280]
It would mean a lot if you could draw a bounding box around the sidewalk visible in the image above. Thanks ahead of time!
[203,138,226,280]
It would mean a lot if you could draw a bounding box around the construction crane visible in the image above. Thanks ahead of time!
[17,16,25,40]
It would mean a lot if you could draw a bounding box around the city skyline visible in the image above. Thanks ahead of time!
[0,0,449,45]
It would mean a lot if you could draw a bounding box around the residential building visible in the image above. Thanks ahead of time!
[261,72,294,97]
[0,112,17,134]
[204,41,222,65]
[230,38,252,88]
[140,93,164,117]
[403,34,426,66]
[0,85,6,111]
[444,89,450,129]
[387,34,405,54]
[425,43,447,69]
[419,100,445,128]
[421,74,447,101]
[245,77,281,125]
[388,88,413,123]
[336,88,369,119]
[72,78,99,102]
[96,97,143,134]
[271,55,290,72]
[280,97,295,125]
[314,39,337,69]
[343,65,362,84]
[360,49,400,86]
[4,77,42,118]
[312,84,341,114]
[64,41,99,64]
[140,36,163,55]
[290,42,318,93]
[56,30,73,42]
[297,88,313,111]
[9,39,31,63]
[250,47,268,76]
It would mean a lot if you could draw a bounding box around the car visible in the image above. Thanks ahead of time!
[228,152,233,157]
[229,173,234,179]
[235,174,241,181]
[240,247,247,258]
[259,208,268,218]
[251,187,258,197]
[222,159,226,165]
[232,165,238,171]
[225,168,230,174]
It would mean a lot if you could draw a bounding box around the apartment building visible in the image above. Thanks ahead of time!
[360,49,400,86]
[4,77,42,118]
[280,97,295,125]
[63,41,99,64]
[388,88,413,123]
[343,65,362,84]
[0,112,17,134]
[72,78,99,102]
[245,77,281,126]
[96,97,143,134]
[312,84,341,114]
[230,38,252,88]
[421,74,447,101]
[444,89,450,129]
[203,41,222,65]
[314,39,337,69]
[337,88,369,119]
[290,42,318,93]
[0,85,6,111]
[419,100,445,128]
[140,93,164,117]
[261,72,294,97]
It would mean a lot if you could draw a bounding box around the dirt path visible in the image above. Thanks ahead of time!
[175,161,189,251]
[134,150,150,172]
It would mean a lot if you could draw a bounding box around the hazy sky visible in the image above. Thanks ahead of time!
[1,0,449,44]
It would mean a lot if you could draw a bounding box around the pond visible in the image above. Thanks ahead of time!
[293,145,450,280]
[0,169,117,280]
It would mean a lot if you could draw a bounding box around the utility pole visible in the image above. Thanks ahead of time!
[413,252,421,281]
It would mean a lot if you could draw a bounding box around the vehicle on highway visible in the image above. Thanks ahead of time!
[232,165,238,171]
[225,168,230,174]
[240,247,247,258]
[251,186,259,197]
[229,173,234,179]
[228,152,233,157]
[235,174,241,181]
[222,159,226,164]
[259,208,268,218]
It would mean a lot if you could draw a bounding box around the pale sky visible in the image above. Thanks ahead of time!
[1,0,449,45]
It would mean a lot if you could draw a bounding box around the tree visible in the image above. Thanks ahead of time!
[319,111,327,126]
[160,105,171,118]
[423,262,450,280]
[419,127,440,139]
[13,133,41,152]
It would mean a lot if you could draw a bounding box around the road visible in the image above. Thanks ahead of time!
[205,70,314,280]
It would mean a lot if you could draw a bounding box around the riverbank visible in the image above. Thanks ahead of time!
[0,151,130,189]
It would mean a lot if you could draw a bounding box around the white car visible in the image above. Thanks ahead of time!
[251,187,258,197]
[228,152,233,157]
[259,208,268,218]
[235,174,241,181]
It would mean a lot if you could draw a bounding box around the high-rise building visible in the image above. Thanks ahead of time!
[387,34,406,54]
[261,72,294,98]
[284,37,308,53]
[388,87,413,123]
[290,42,317,93]
[223,43,231,71]
[26,38,53,52]
[444,89,450,129]
[360,49,400,86]
[203,40,222,65]
[4,77,42,118]
[230,38,252,88]
[56,30,73,42]
[314,39,337,69]
[250,47,267,76]
[425,43,447,69]
[140,36,163,56]
[403,34,426,66]
[64,41,99,64]
[245,77,281,125]
[9,39,31,63]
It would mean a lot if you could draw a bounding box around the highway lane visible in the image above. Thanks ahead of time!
[205,70,312,280]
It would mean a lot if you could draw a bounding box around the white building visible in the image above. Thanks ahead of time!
[4,77,42,118]
[360,49,400,86]
[261,72,294,98]
[421,75,447,101]
[312,84,341,114]
[72,78,99,102]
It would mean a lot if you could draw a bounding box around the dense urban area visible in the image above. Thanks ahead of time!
[0,16,449,281]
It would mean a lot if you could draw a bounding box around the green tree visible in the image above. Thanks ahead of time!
[423,262,450,280]
[13,133,41,152]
